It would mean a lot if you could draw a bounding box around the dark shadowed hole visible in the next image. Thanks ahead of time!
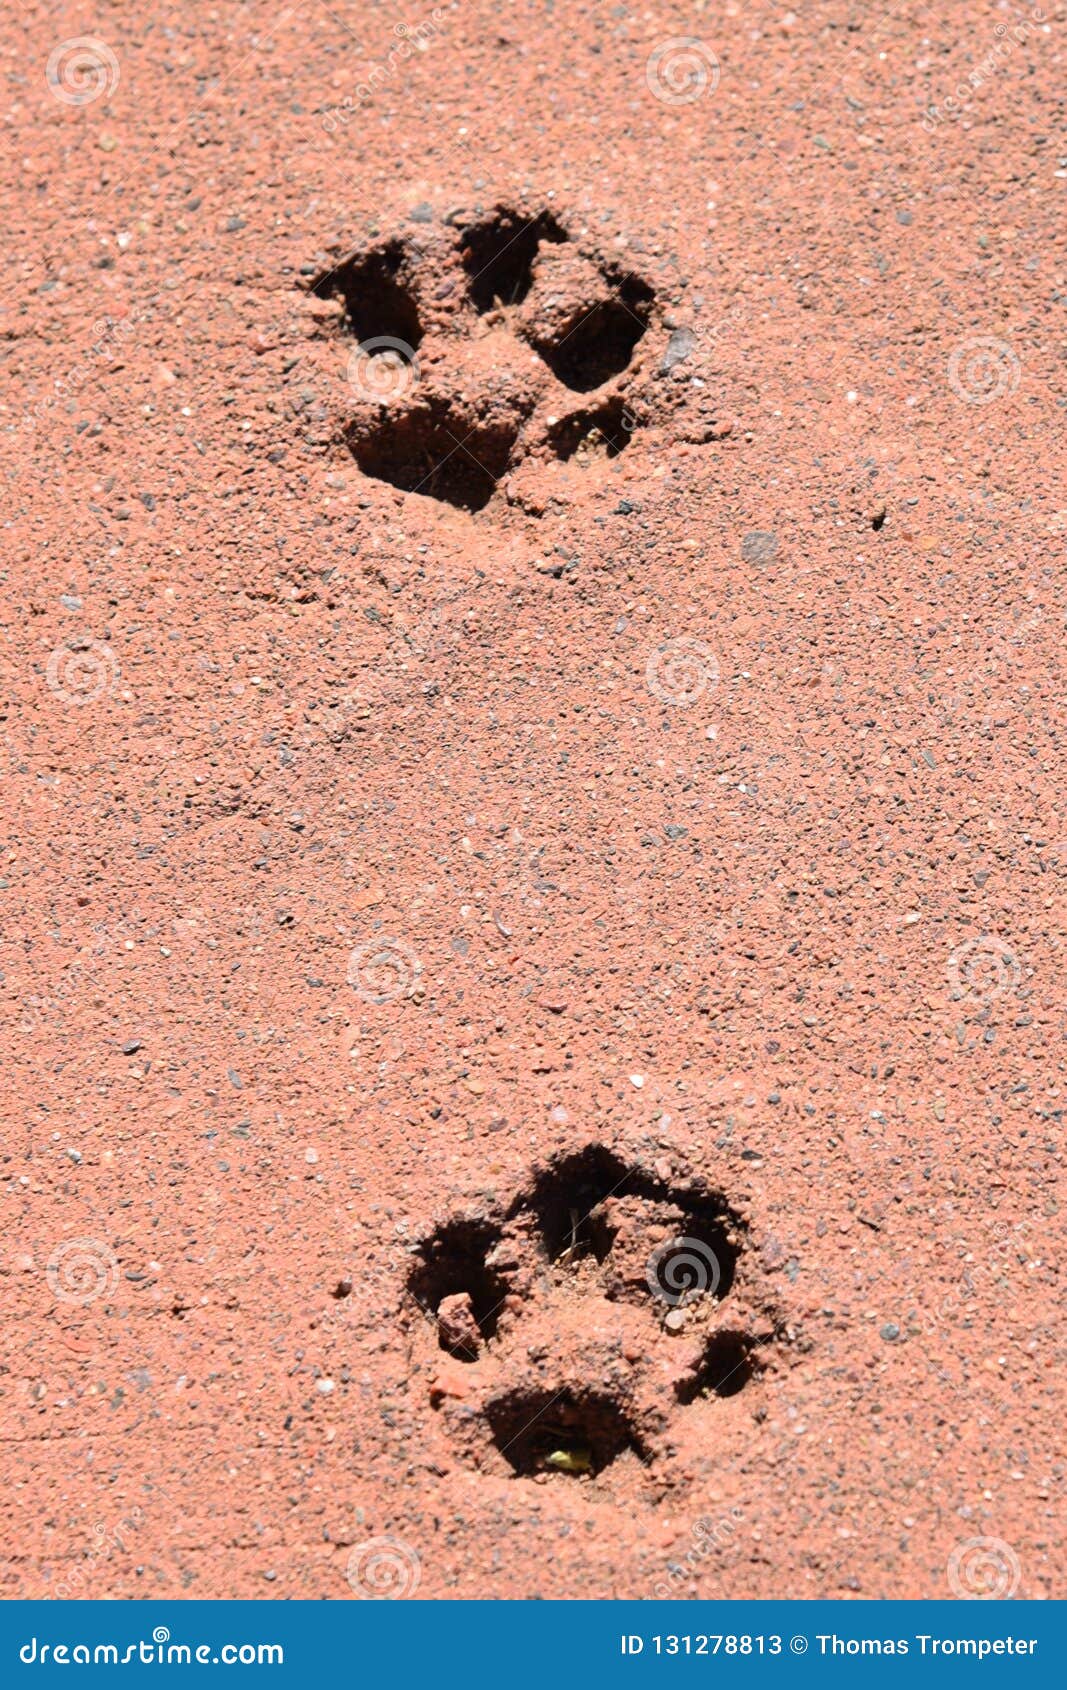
[346,400,519,510]
[460,207,567,313]
[314,239,423,350]
[520,1145,740,1298]
[486,1387,647,1476]
[643,1221,740,1306]
[548,395,634,460]
[407,1219,508,1350]
[534,275,654,391]
[675,1331,757,1404]
[526,1145,633,1263]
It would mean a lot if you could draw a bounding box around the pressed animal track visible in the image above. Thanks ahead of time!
[343,397,521,512]
[404,1145,789,1492]
[307,204,658,511]
[484,1386,647,1478]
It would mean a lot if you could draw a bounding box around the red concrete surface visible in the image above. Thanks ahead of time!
[1,1,1063,1600]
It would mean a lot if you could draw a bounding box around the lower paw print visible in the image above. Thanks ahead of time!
[403,1145,792,1496]
[303,203,684,515]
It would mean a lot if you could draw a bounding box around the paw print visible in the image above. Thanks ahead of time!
[404,1145,788,1491]
[305,204,661,512]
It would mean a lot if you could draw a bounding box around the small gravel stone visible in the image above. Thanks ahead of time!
[437,1292,482,1359]
[741,531,778,564]
[662,327,696,371]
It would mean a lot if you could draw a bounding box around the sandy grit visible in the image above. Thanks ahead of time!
[0,1,1064,1600]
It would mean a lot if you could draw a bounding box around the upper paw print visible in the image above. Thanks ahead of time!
[305,204,659,512]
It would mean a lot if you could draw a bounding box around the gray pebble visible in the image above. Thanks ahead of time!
[662,327,696,372]
[741,531,778,565]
